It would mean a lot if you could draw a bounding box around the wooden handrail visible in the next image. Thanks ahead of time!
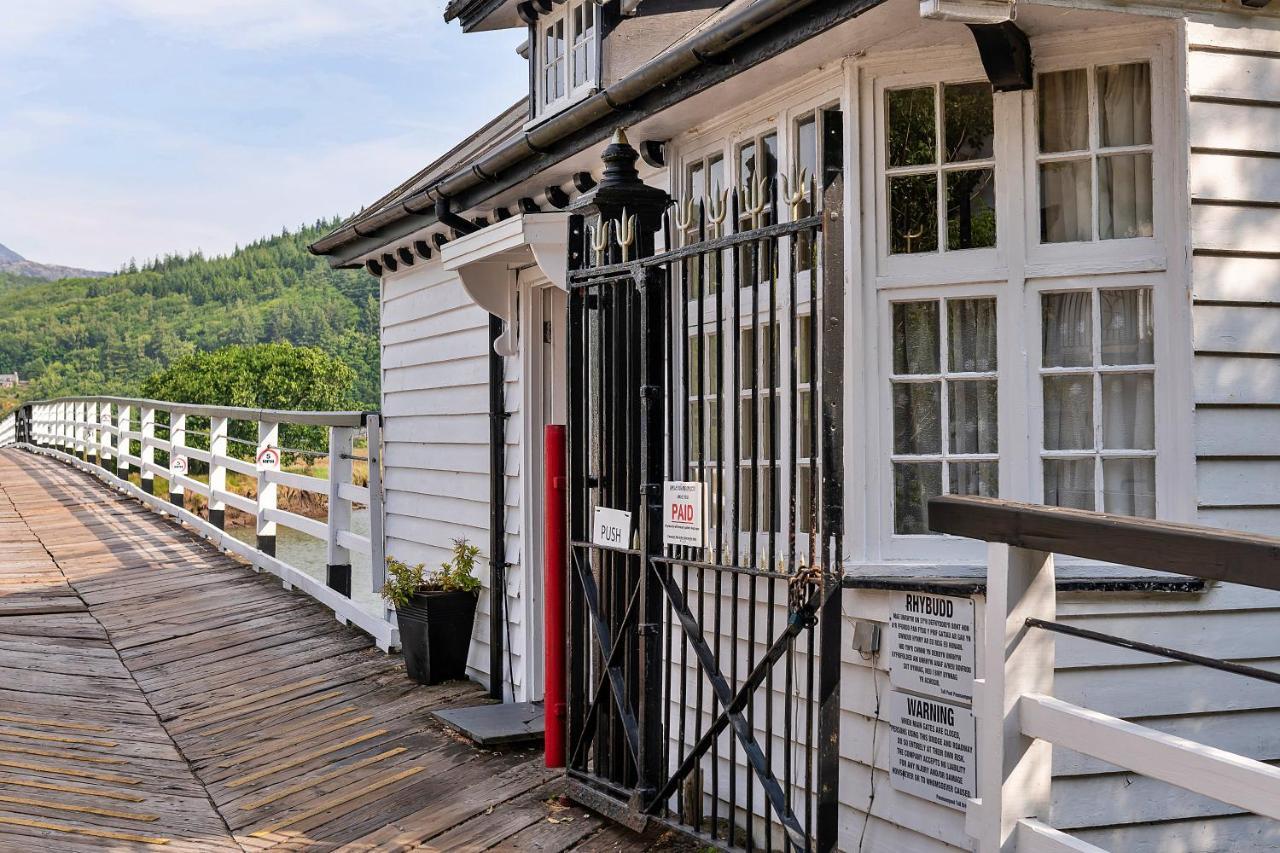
[928,495,1280,593]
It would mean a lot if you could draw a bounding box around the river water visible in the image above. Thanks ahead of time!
[227,508,384,618]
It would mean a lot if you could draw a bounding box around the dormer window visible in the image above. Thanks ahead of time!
[536,0,597,117]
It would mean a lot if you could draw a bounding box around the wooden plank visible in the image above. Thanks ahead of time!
[0,815,169,846]
[928,495,1280,592]
[1189,49,1280,104]
[1020,693,1280,821]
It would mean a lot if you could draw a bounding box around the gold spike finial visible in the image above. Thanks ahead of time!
[611,127,630,146]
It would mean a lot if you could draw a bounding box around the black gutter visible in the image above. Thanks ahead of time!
[311,0,887,267]
[488,314,508,701]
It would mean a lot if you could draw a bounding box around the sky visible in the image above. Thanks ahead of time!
[0,1,527,271]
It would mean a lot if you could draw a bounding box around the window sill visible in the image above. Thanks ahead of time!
[525,86,597,131]
[840,561,1205,595]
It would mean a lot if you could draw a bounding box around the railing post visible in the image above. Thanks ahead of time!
[971,543,1056,853]
[326,425,354,597]
[257,420,279,558]
[117,404,133,480]
[85,401,98,466]
[208,416,228,530]
[100,402,115,476]
[169,410,186,509]
[366,414,386,611]
[72,401,83,459]
[140,406,156,494]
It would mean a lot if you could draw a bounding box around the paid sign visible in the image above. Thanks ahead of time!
[662,481,705,547]
[592,506,633,551]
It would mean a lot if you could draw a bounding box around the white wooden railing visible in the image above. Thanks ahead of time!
[12,396,396,650]
[0,412,14,448]
[931,496,1280,853]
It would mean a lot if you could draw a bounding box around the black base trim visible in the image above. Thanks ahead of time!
[258,534,276,558]
[169,492,184,510]
[327,564,352,597]
[209,508,225,530]
[142,477,154,495]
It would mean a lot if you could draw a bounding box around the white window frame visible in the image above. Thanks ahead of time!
[1022,35,1172,277]
[534,0,597,120]
[870,56,1007,287]
[862,28,1190,562]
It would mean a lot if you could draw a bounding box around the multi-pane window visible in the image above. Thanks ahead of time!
[739,321,781,533]
[537,1,596,115]
[1040,288,1155,516]
[886,82,996,255]
[794,107,844,270]
[891,298,999,534]
[737,132,778,284]
[541,17,566,108]
[683,155,725,296]
[1037,63,1153,243]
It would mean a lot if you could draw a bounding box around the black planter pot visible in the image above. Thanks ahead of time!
[395,589,478,685]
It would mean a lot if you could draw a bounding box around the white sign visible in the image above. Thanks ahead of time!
[170,455,188,476]
[662,481,705,547]
[256,445,281,471]
[592,506,633,551]
[887,592,975,703]
[888,690,976,811]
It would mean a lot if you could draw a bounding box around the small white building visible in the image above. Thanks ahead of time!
[314,2,1280,850]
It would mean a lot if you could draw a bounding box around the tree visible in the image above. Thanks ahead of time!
[141,343,357,455]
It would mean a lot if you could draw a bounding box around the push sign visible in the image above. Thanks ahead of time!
[592,506,633,551]
[662,481,705,548]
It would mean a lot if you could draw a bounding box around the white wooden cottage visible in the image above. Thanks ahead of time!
[313,1,1280,850]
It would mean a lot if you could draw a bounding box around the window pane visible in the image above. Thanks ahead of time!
[949,380,998,454]
[946,169,996,250]
[708,156,724,194]
[1103,457,1155,517]
[687,162,704,206]
[1044,458,1095,510]
[1038,69,1089,153]
[1102,374,1155,450]
[797,115,818,190]
[1044,375,1094,450]
[739,467,753,532]
[797,315,813,384]
[796,465,814,533]
[739,399,754,458]
[822,108,844,191]
[798,389,813,459]
[739,327,756,388]
[1040,160,1092,243]
[688,401,701,456]
[1042,292,1093,368]
[706,331,720,388]
[893,382,942,455]
[887,87,936,168]
[762,394,776,461]
[950,461,998,498]
[894,462,942,534]
[944,82,994,162]
[573,44,588,87]
[893,301,940,375]
[889,173,939,254]
[1100,288,1154,365]
[1099,154,1153,240]
[1098,63,1151,148]
[707,400,721,457]
[948,298,997,372]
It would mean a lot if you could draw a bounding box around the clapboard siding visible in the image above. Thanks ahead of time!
[1189,17,1280,558]
[379,260,524,696]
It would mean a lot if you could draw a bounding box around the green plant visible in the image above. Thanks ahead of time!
[380,538,482,607]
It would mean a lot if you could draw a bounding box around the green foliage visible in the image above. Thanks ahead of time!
[381,538,482,608]
[140,342,356,454]
[0,218,379,408]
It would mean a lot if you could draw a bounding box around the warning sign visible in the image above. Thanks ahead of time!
[887,592,975,703]
[662,481,705,548]
[592,506,632,551]
[888,690,975,811]
[170,456,188,476]
[255,446,281,471]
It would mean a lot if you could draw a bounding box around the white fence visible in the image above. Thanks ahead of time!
[13,396,396,650]
[931,496,1280,853]
[0,413,13,448]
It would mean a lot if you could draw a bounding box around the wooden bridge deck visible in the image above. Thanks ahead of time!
[0,450,659,853]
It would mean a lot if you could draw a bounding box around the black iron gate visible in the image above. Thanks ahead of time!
[563,131,843,852]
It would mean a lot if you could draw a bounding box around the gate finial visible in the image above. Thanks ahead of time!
[569,126,670,261]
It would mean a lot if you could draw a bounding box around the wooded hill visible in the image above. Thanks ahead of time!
[0,219,379,408]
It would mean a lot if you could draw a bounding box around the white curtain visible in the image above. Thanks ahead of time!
[1039,70,1090,243]
[1098,64,1153,239]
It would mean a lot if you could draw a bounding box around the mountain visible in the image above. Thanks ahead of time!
[0,219,379,407]
[0,242,108,282]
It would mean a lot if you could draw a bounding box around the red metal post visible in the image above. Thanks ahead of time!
[543,424,567,768]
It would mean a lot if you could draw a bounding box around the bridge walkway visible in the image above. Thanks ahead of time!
[0,450,657,852]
